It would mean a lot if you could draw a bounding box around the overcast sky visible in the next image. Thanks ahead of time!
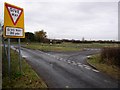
[0,0,119,40]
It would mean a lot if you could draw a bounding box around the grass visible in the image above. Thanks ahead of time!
[87,54,120,80]
[22,42,118,52]
[2,48,48,88]
[23,42,82,52]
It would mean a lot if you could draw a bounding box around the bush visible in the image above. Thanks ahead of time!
[101,47,120,67]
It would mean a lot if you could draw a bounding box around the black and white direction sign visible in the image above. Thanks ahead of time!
[6,27,23,36]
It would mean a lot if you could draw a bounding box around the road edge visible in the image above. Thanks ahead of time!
[23,58,48,88]
[86,58,98,70]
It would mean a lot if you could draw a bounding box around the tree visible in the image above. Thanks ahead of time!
[20,32,35,42]
[25,32,35,42]
[34,30,47,42]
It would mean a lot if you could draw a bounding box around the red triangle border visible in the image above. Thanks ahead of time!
[5,3,23,25]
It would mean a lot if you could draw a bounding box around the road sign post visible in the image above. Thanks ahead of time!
[18,38,22,72]
[8,38,11,81]
[4,2,25,78]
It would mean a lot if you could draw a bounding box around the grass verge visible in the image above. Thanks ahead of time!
[2,49,48,88]
[87,54,120,80]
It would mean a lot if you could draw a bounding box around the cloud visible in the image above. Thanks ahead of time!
[0,1,118,40]
[25,2,117,40]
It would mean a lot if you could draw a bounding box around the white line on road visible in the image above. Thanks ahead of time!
[68,61,71,64]
[42,52,100,72]
[77,63,82,65]
[67,60,70,62]
[83,65,90,67]
[71,61,75,63]
[60,58,63,60]
[85,66,91,70]
[72,62,77,65]
[65,86,69,88]
[22,56,28,58]
[78,64,83,67]
[59,58,62,61]
[92,69,99,72]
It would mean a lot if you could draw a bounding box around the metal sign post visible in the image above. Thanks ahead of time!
[18,38,22,72]
[8,38,11,81]
[2,38,7,60]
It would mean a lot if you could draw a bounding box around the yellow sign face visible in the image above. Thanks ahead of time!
[4,2,25,38]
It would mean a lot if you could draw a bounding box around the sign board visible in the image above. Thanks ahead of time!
[4,2,25,38]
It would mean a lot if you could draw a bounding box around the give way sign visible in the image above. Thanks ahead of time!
[4,2,25,38]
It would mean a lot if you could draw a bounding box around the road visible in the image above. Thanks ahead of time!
[12,46,118,88]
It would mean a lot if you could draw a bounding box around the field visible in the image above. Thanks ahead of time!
[22,42,118,52]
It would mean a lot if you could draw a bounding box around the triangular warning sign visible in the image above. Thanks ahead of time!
[5,3,23,25]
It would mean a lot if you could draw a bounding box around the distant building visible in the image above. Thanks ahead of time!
[82,37,85,41]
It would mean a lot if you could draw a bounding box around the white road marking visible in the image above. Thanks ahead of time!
[85,66,91,70]
[65,86,69,88]
[77,63,82,65]
[22,56,28,58]
[68,61,71,64]
[78,64,83,67]
[87,56,91,58]
[67,60,70,62]
[92,69,99,72]
[72,62,77,65]
[59,58,62,61]
[71,61,77,65]
[71,61,75,63]
[43,52,100,72]
[60,58,63,60]
[83,65,89,67]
